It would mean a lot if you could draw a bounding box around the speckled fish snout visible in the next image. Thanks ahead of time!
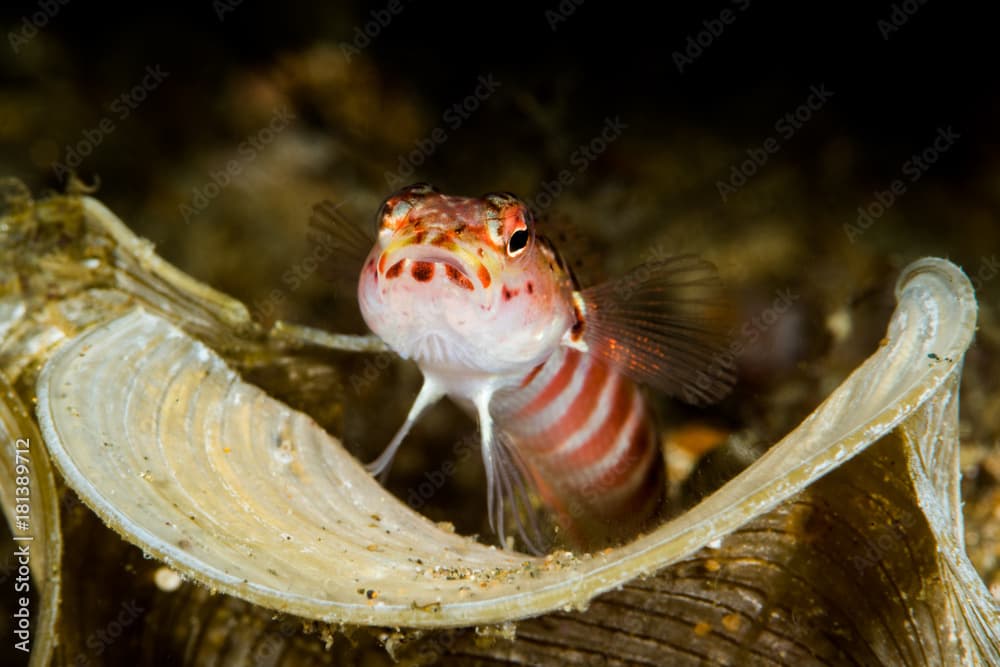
[374,230,495,295]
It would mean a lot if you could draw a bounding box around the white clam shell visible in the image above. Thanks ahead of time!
[34,248,999,654]
[36,306,531,626]
[9,198,1000,664]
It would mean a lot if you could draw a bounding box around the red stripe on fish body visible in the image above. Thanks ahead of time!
[493,347,664,546]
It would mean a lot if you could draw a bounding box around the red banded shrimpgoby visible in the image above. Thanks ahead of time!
[310,184,734,552]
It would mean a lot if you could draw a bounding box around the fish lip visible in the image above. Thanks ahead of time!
[385,245,482,285]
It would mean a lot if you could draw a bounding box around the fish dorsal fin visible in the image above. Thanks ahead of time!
[307,199,374,299]
[570,255,736,405]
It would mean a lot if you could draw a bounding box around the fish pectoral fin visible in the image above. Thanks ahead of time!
[366,376,445,481]
[307,198,375,299]
[475,394,548,554]
[572,254,737,406]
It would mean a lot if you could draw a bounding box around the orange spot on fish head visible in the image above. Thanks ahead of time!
[411,261,434,282]
[446,265,475,291]
[385,260,404,279]
[477,263,492,288]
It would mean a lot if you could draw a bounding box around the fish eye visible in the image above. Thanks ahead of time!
[507,228,530,257]
[376,198,414,232]
[377,184,438,230]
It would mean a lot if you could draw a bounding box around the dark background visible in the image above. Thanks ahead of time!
[1,2,998,665]
[1,2,994,212]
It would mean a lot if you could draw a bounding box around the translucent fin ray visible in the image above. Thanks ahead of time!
[577,255,736,405]
[307,199,374,298]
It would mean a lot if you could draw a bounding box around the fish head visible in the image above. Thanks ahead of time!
[359,184,575,379]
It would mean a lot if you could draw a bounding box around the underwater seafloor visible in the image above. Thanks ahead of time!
[0,3,998,665]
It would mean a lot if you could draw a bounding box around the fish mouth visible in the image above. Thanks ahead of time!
[380,241,491,291]
[404,248,474,281]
